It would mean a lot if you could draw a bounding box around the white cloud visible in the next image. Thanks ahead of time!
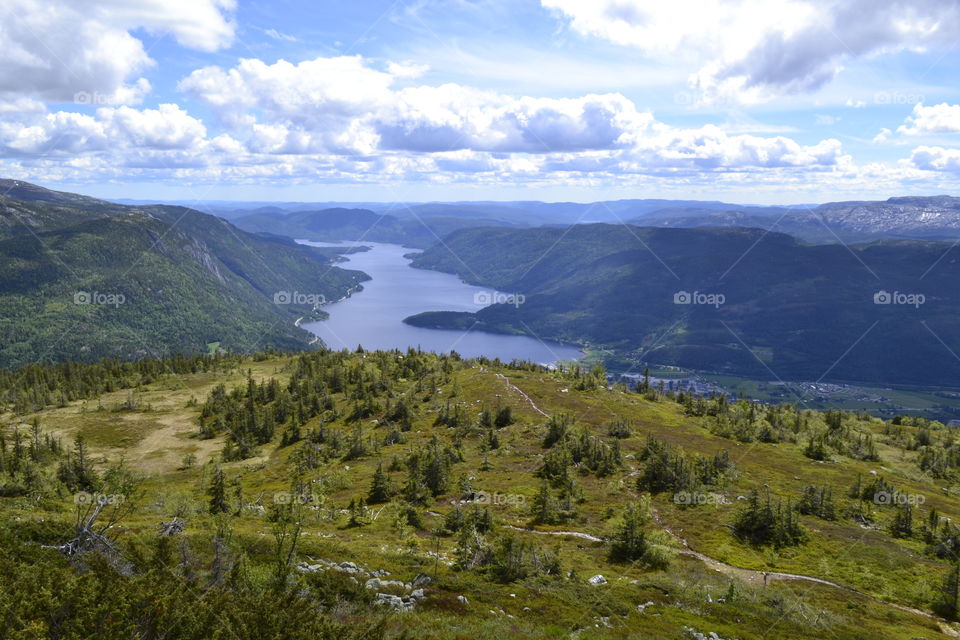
[909,146,960,172]
[264,28,297,42]
[161,54,852,176]
[386,61,429,79]
[0,52,906,193]
[178,54,842,168]
[0,103,206,155]
[542,0,960,104]
[873,128,892,144]
[0,0,235,104]
[619,126,846,173]
[180,56,396,155]
[897,102,960,136]
[98,104,207,149]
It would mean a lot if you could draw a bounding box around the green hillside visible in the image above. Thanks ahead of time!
[3,349,960,639]
[406,224,960,387]
[0,183,369,367]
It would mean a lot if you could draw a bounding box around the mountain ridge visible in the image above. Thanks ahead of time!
[0,180,368,367]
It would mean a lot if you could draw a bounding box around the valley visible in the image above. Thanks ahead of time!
[6,2,960,638]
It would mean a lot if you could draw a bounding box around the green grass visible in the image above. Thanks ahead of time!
[3,353,959,639]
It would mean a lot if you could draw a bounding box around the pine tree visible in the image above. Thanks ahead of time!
[367,462,393,504]
[609,502,648,562]
[208,467,229,514]
[890,503,914,538]
[444,504,465,533]
[494,405,514,427]
[530,478,559,525]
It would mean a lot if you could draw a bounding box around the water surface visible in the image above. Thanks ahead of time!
[299,241,582,364]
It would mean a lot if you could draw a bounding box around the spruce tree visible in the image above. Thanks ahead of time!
[367,462,393,504]
[208,467,229,514]
[609,502,648,562]
[531,479,559,525]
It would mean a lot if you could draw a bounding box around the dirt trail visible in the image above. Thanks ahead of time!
[493,375,960,636]
[504,524,603,542]
[510,514,957,635]
[495,373,549,417]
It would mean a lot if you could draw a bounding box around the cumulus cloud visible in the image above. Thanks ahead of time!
[909,146,960,172]
[0,0,235,104]
[178,54,843,170]
[0,52,859,189]
[0,104,207,156]
[542,0,960,103]
[897,103,960,136]
[625,126,845,172]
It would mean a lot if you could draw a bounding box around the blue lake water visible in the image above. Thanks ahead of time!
[298,241,582,365]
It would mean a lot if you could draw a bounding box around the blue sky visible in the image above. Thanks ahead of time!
[2,0,960,203]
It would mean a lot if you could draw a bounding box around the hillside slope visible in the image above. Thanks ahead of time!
[2,350,960,639]
[0,181,368,367]
[406,224,960,386]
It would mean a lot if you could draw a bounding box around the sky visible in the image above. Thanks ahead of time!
[1,0,960,204]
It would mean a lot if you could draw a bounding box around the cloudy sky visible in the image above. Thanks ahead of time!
[2,0,960,203]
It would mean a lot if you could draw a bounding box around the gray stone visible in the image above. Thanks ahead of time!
[374,593,413,612]
[411,573,432,587]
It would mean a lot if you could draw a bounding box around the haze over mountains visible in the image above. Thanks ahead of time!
[211,195,960,246]
[4,179,960,392]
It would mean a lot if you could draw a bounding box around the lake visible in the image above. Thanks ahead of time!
[298,241,583,365]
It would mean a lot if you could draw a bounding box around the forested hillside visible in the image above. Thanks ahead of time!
[407,224,960,386]
[3,349,960,638]
[0,182,368,367]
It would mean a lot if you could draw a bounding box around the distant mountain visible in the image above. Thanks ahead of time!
[233,207,524,248]
[406,224,960,386]
[115,197,762,226]
[383,199,755,226]
[0,181,368,367]
[631,196,960,243]
[113,194,960,243]
[815,196,960,238]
